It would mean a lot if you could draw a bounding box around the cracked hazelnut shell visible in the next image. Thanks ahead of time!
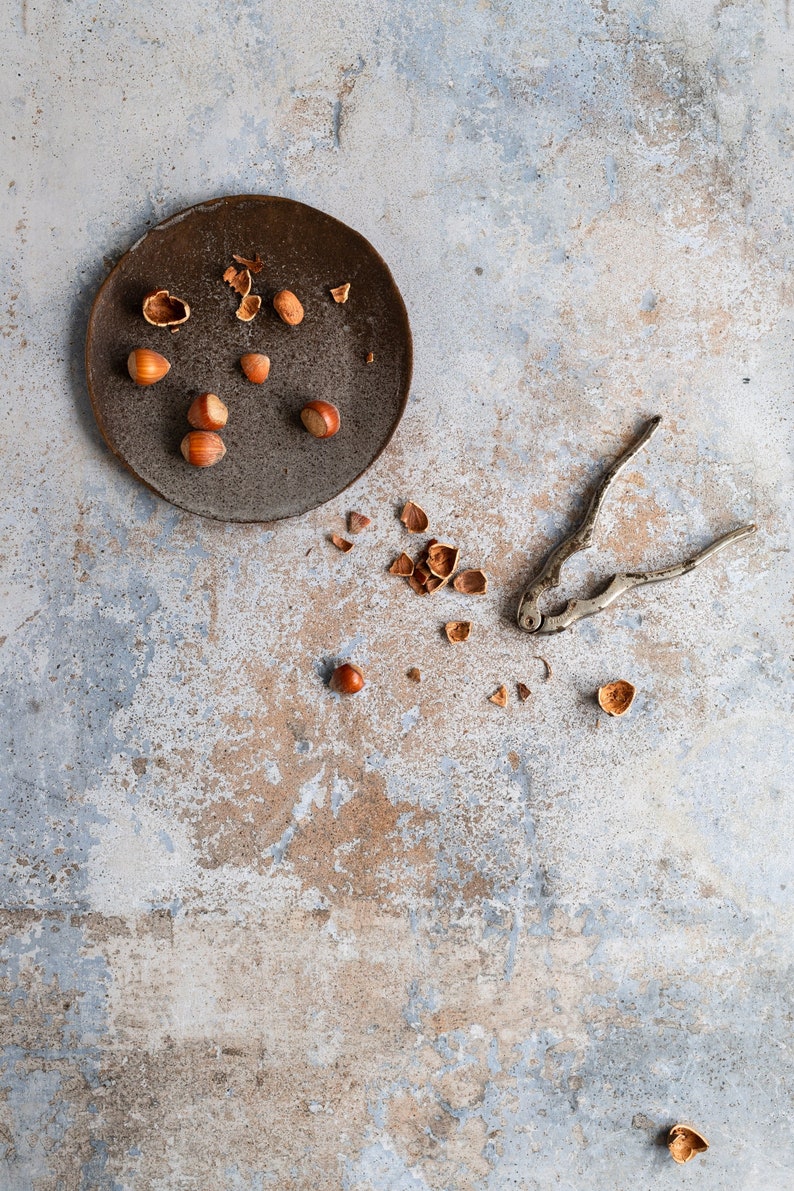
[142,288,190,327]
[597,680,636,716]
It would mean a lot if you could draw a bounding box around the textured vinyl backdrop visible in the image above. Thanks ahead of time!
[1,1,792,1188]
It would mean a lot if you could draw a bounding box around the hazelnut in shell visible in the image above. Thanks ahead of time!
[187,393,228,431]
[329,663,365,695]
[180,431,227,468]
[301,400,340,439]
[240,353,271,383]
[127,348,171,386]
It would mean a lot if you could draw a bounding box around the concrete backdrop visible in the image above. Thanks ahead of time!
[1,0,792,1187]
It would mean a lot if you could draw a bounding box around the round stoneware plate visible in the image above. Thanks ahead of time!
[85,195,413,521]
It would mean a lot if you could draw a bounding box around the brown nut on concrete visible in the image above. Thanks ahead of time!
[273,289,304,325]
[668,1125,709,1165]
[597,680,636,717]
[453,569,488,595]
[329,663,364,694]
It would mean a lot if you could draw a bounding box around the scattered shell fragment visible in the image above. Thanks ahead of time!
[667,1125,709,1165]
[597,680,636,717]
[408,575,428,596]
[389,552,415,577]
[142,287,190,327]
[535,655,553,680]
[424,575,446,594]
[489,685,508,707]
[236,294,262,322]
[400,501,429,534]
[407,667,421,682]
[453,569,487,595]
[517,683,531,701]
[232,252,263,273]
[366,351,375,364]
[445,621,472,643]
[223,265,252,297]
[427,543,460,580]
[330,534,354,553]
[348,511,371,535]
[331,282,350,303]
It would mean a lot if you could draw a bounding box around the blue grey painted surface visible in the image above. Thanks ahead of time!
[1,0,792,1188]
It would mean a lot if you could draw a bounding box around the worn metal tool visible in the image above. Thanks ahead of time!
[517,416,756,635]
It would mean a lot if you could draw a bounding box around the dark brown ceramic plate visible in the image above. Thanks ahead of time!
[85,195,412,521]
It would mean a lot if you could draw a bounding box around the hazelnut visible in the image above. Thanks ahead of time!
[667,1125,709,1165]
[273,289,304,325]
[223,266,252,297]
[597,680,636,717]
[453,569,488,595]
[187,393,228,431]
[330,283,350,303]
[240,353,271,383]
[180,431,226,468]
[400,501,429,534]
[445,621,471,643]
[127,348,171,386]
[141,288,190,327]
[236,294,262,322]
[301,400,340,439]
[329,662,365,694]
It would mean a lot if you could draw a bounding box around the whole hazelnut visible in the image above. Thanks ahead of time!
[240,353,271,383]
[187,392,228,431]
[329,663,364,694]
[300,400,340,439]
[127,348,171,385]
[180,431,227,468]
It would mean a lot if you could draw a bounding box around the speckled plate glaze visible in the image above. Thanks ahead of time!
[85,195,412,521]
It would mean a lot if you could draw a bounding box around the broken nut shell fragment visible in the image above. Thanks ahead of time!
[232,253,263,273]
[329,662,365,695]
[236,294,262,322]
[667,1125,709,1165]
[489,685,508,707]
[187,392,228,431]
[223,266,252,297]
[273,289,304,325]
[348,511,371,535]
[400,501,429,534]
[597,680,636,717]
[180,431,226,468]
[330,534,353,553]
[453,569,488,595]
[240,353,270,383]
[301,401,340,439]
[517,683,531,701]
[127,348,171,385]
[330,283,350,303]
[389,553,415,577]
[142,288,190,327]
[445,621,472,643]
[407,667,421,682]
[427,543,460,580]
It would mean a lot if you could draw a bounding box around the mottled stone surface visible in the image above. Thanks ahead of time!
[1,2,792,1188]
